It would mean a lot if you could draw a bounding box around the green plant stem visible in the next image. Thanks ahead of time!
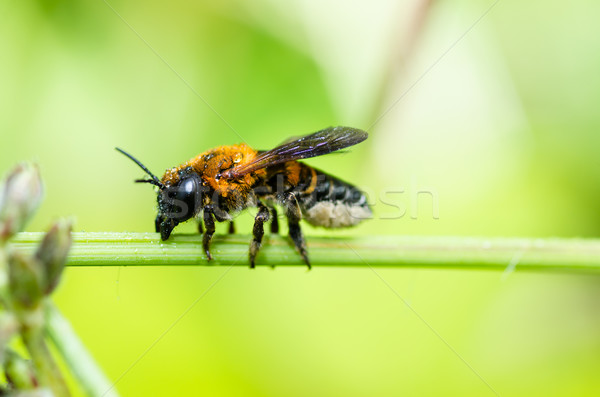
[45,302,119,397]
[9,232,600,272]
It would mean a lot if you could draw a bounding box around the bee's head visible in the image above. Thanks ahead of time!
[155,168,205,240]
[116,148,206,241]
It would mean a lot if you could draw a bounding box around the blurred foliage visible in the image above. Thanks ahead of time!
[1,0,599,396]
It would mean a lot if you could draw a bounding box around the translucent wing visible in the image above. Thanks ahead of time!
[222,126,368,179]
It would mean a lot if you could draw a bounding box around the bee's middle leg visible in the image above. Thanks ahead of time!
[249,203,270,268]
[270,207,279,234]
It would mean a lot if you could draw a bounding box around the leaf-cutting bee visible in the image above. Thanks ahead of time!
[116,126,371,268]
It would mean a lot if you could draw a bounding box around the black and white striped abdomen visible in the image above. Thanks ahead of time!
[297,167,371,228]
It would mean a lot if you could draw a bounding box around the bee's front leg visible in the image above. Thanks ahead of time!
[284,192,310,269]
[155,215,163,233]
[202,207,215,261]
[249,203,270,268]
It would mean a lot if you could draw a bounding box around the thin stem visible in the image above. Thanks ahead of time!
[9,232,600,272]
[45,302,119,397]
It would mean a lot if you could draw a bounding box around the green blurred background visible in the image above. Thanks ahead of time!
[2,0,599,395]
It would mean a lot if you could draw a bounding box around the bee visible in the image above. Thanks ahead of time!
[116,126,371,268]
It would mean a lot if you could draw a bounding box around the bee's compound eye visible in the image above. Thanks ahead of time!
[160,175,202,222]
[175,177,200,210]
[180,178,195,195]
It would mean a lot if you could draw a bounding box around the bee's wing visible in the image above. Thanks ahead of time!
[224,126,368,179]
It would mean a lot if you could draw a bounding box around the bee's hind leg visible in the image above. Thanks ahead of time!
[249,203,270,268]
[228,221,235,234]
[284,192,310,269]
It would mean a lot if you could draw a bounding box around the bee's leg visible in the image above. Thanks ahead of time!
[155,215,162,233]
[270,207,279,234]
[197,220,204,234]
[249,204,270,268]
[202,208,215,261]
[285,193,310,269]
[228,221,236,234]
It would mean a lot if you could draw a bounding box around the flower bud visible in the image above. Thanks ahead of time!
[7,250,44,309]
[0,163,44,242]
[35,219,72,295]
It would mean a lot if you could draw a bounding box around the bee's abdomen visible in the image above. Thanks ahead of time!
[296,166,371,228]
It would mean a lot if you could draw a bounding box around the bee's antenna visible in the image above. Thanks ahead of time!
[115,147,164,190]
[134,178,164,188]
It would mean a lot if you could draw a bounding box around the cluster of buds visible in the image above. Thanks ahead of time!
[7,219,72,309]
[0,163,73,396]
[0,163,72,308]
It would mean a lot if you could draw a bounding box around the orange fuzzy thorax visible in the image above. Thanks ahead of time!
[161,144,266,198]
